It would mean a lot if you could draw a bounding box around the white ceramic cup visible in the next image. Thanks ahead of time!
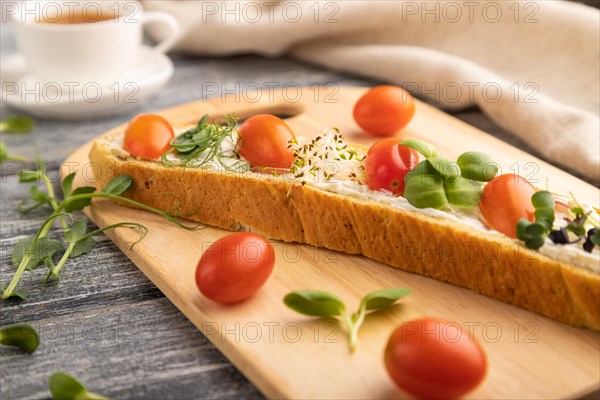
[10,0,180,84]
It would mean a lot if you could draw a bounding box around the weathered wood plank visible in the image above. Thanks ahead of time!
[1,297,262,400]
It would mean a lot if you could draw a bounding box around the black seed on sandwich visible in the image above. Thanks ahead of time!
[583,239,595,253]
[548,228,569,244]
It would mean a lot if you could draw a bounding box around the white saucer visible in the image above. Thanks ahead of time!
[1,46,173,120]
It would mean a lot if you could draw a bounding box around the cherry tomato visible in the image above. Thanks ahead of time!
[195,233,275,304]
[123,114,174,159]
[353,85,416,137]
[237,114,296,169]
[479,174,536,238]
[365,138,419,196]
[385,318,487,400]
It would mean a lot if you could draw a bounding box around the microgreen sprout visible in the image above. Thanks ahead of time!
[567,191,600,228]
[400,139,438,158]
[0,324,39,353]
[517,191,555,249]
[284,288,410,352]
[0,141,27,163]
[161,114,248,172]
[0,116,34,134]
[48,372,108,400]
[2,169,198,301]
[401,139,494,209]
[289,128,365,184]
[519,190,600,252]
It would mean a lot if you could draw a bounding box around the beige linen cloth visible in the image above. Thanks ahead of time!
[144,0,600,183]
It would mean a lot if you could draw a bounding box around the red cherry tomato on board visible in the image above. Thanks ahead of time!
[195,233,275,304]
[123,114,174,159]
[365,138,419,196]
[353,85,416,137]
[237,114,296,169]
[385,318,487,400]
[479,174,536,238]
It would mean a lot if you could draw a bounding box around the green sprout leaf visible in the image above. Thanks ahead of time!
[0,324,39,353]
[457,151,498,182]
[359,288,411,311]
[48,372,108,400]
[101,175,132,195]
[12,235,63,271]
[516,218,531,241]
[567,214,588,237]
[173,115,212,153]
[518,191,557,250]
[0,116,34,133]
[29,186,52,205]
[284,288,410,352]
[524,222,547,238]
[70,237,96,259]
[534,208,554,223]
[591,230,600,246]
[192,128,211,148]
[535,217,554,232]
[18,170,42,183]
[0,142,7,163]
[531,191,555,209]
[404,174,448,209]
[61,172,76,197]
[11,236,35,269]
[426,157,460,180]
[400,139,438,158]
[64,218,88,243]
[405,160,434,182]
[160,114,245,172]
[444,177,482,207]
[571,207,585,215]
[64,187,96,212]
[49,372,86,400]
[525,236,545,249]
[3,289,27,300]
[0,142,27,163]
[64,217,96,259]
[18,186,53,213]
[283,290,345,317]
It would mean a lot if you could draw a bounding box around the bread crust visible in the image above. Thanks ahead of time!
[89,134,600,330]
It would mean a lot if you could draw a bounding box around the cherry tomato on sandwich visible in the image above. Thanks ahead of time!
[237,114,296,169]
[123,114,174,159]
[480,174,536,238]
[353,85,416,137]
[365,138,419,196]
[385,318,487,400]
[195,233,275,304]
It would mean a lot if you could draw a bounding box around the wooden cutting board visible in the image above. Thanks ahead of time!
[62,87,600,399]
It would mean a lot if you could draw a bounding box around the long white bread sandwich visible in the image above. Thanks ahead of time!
[89,113,600,330]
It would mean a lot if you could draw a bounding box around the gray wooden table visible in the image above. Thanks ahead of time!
[1,8,598,399]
